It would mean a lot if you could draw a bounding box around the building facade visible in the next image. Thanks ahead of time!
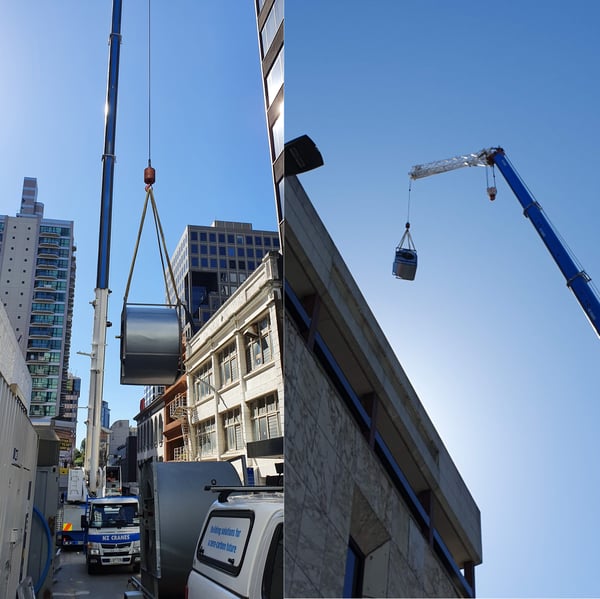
[181,250,283,485]
[108,419,138,494]
[0,302,37,598]
[135,391,166,464]
[0,177,76,424]
[284,174,482,597]
[167,221,280,337]
[254,0,284,230]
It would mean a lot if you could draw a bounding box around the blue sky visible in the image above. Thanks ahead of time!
[286,1,600,597]
[0,3,275,450]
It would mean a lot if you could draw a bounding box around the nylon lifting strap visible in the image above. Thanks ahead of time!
[123,186,180,307]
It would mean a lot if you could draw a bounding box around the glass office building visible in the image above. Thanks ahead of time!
[168,220,279,336]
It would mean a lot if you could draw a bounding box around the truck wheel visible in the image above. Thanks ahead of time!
[133,563,140,573]
[87,562,97,575]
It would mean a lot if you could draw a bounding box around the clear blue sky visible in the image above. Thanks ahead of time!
[286,1,600,597]
[0,3,275,450]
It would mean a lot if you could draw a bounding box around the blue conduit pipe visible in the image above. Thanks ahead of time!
[32,506,53,594]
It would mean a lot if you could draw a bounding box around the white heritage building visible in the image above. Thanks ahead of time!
[183,250,283,485]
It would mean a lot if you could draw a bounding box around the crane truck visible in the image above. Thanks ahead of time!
[406,147,600,338]
[75,0,141,575]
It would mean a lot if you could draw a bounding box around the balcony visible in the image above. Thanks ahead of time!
[33,292,56,303]
[28,328,52,338]
[35,269,57,280]
[168,392,188,419]
[37,249,59,259]
[38,238,60,248]
[36,258,58,268]
[173,446,188,461]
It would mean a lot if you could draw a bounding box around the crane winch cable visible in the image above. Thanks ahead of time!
[144,0,155,185]
[123,0,178,308]
[147,0,151,167]
[399,177,416,252]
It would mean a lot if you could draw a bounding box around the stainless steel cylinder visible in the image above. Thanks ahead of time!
[120,304,181,385]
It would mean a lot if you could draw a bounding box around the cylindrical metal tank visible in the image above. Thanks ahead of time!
[120,304,181,385]
[139,461,242,599]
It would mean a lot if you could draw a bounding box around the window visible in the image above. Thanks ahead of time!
[196,509,253,575]
[260,0,283,56]
[266,49,284,105]
[262,523,283,599]
[246,316,273,371]
[218,342,238,387]
[195,361,214,401]
[251,394,281,441]
[197,418,216,457]
[272,111,284,158]
[343,538,364,598]
[223,407,243,452]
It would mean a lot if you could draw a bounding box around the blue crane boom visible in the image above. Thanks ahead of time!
[409,146,600,338]
[84,0,122,495]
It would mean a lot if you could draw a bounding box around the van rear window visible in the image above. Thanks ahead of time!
[197,509,254,576]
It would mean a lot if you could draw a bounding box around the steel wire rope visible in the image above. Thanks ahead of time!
[122,0,180,308]
[398,178,415,250]
[147,0,152,168]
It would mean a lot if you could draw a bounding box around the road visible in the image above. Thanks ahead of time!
[51,548,137,598]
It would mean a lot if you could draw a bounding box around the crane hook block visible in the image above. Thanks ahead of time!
[144,166,156,186]
[487,186,497,201]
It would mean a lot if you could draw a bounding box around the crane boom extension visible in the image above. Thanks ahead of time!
[409,150,489,180]
[409,146,600,338]
[84,0,122,495]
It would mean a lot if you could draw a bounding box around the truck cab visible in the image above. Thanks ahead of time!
[81,496,141,574]
[185,489,283,599]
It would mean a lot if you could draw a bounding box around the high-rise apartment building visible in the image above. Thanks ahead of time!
[168,220,280,335]
[59,374,81,422]
[0,177,76,424]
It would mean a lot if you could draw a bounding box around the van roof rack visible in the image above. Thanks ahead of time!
[204,485,284,503]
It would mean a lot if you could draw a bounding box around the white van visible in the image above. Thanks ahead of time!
[185,488,283,599]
